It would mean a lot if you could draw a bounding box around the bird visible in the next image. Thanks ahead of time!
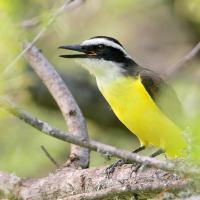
[59,36,188,159]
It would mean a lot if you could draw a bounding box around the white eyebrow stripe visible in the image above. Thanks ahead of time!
[82,38,130,57]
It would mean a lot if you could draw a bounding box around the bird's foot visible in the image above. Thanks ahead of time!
[105,146,146,178]
[130,148,164,177]
[105,159,126,177]
[130,163,145,177]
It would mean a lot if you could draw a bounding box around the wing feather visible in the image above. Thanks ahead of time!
[127,67,185,128]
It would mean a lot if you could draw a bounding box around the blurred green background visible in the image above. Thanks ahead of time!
[1,0,200,177]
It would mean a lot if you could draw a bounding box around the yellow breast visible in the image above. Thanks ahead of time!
[97,76,187,157]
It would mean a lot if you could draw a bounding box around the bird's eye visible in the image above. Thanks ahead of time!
[97,44,105,49]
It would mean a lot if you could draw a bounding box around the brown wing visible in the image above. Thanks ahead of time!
[138,68,185,128]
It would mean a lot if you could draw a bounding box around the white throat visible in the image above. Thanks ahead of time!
[76,58,125,87]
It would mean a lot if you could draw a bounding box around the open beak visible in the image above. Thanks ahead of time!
[58,44,97,58]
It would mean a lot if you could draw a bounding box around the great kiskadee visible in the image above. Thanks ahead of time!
[59,36,188,158]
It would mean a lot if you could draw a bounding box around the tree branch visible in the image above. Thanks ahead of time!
[21,0,86,28]
[41,145,59,168]
[3,0,86,75]
[66,179,186,200]
[0,172,22,199]
[23,43,89,168]
[167,41,200,76]
[1,98,198,177]
[0,164,188,200]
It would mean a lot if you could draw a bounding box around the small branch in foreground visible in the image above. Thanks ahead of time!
[0,98,198,176]
[41,145,59,168]
[24,43,89,168]
[167,41,200,75]
[3,0,85,75]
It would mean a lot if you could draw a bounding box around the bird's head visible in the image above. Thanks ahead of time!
[59,36,135,78]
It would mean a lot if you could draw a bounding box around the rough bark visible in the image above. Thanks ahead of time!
[0,165,188,200]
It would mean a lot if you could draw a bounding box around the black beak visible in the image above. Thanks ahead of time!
[58,44,96,58]
[59,45,83,52]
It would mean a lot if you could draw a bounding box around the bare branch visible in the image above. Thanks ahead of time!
[41,145,59,168]
[3,0,86,75]
[1,98,198,176]
[23,43,89,168]
[0,172,22,199]
[167,41,200,76]
[0,165,188,200]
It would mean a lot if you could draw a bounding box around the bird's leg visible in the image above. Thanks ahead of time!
[150,148,164,158]
[105,145,145,176]
[132,145,146,153]
[133,148,164,173]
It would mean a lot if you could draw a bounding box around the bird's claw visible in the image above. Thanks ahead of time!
[105,159,125,177]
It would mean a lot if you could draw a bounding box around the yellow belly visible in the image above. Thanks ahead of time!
[97,76,187,157]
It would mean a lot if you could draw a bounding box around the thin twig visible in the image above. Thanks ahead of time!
[41,145,59,168]
[23,43,89,168]
[0,98,198,176]
[3,0,85,75]
[167,41,200,75]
